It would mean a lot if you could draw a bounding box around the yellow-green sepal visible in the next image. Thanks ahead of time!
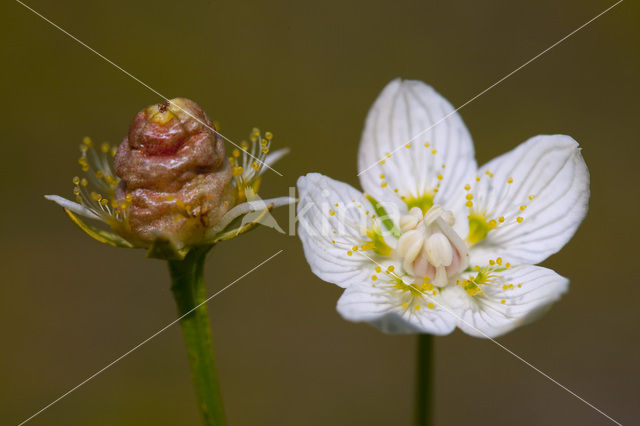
[65,209,135,248]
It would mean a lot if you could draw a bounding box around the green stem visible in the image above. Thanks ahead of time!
[169,245,226,426]
[414,334,433,426]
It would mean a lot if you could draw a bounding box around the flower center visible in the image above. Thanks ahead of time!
[396,205,469,287]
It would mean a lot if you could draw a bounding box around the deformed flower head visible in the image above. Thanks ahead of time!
[297,79,589,338]
[47,98,292,259]
[113,98,233,247]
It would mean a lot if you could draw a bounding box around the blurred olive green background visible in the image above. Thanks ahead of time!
[1,0,638,425]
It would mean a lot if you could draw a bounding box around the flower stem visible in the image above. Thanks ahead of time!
[414,333,433,426]
[169,245,226,426]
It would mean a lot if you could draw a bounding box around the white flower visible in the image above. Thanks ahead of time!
[297,79,589,338]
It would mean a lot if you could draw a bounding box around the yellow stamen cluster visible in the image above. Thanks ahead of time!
[72,137,126,223]
[376,142,443,215]
[228,128,274,202]
[464,174,534,245]
[457,260,514,298]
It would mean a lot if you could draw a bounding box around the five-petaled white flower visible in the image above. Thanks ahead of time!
[297,79,589,337]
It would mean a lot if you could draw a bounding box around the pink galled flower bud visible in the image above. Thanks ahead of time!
[114,98,233,248]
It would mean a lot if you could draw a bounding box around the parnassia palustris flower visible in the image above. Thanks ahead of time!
[297,79,589,338]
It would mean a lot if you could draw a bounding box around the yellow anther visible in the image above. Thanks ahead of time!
[252,162,260,171]
[507,177,513,184]
[125,193,133,202]
[529,195,535,200]
[474,265,480,271]
[379,174,385,179]
[232,166,244,176]
[465,200,473,208]
[261,147,269,154]
[228,157,235,165]
[437,173,443,180]
[371,275,378,281]
[380,160,386,165]
[352,245,359,252]
[387,265,395,272]
[96,170,104,179]
[347,251,353,256]
[431,149,437,155]
[72,176,80,185]
[520,205,527,211]
[381,181,388,188]
[489,259,495,266]
[517,217,524,223]
[488,219,497,228]
[405,143,411,148]
[424,142,430,148]
[375,266,382,273]
[265,131,273,140]
[501,299,506,304]
[496,257,503,265]
[517,284,522,288]
[427,302,435,309]
[329,210,335,216]
[402,303,408,308]
[505,263,511,268]
[414,305,420,311]
[385,152,391,158]
[465,194,473,200]
[73,188,81,195]
[232,148,240,157]
[464,184,471,191]
[499,216,505,223]
[83,137,93,146]
[475,176,481,182]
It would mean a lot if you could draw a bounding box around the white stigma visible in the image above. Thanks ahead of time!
[396,205,469,286]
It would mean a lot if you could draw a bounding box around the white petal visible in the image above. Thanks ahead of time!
[442,265,569,338]
[336,281,456,335]
[469,135,589,265]
[207,196,294,236]
[45,195,101,220]
[297,173,397,289]
[357,79,477,220]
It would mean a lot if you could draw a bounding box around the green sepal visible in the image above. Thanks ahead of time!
[365,195,401,238]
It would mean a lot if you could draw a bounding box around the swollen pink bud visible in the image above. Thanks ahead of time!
[114,98,233,247]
